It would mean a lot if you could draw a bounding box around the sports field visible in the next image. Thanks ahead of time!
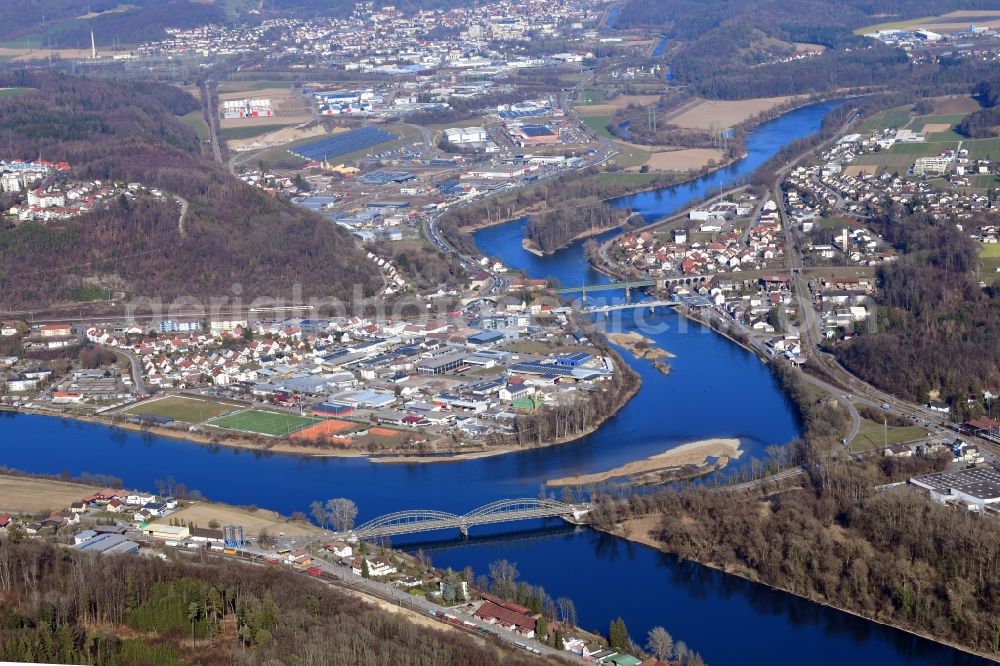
[292,419,357,441]
[124,395,235,423]
[207,410,320,436]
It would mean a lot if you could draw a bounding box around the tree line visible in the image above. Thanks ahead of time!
[0,539,560,665]
[834,209,1000,410]
[957,77,1000,139]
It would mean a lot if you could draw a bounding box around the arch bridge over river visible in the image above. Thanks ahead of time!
[347,499,591,539]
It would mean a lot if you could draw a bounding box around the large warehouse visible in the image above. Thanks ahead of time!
[507,124,559,147]
[444,127,489,144]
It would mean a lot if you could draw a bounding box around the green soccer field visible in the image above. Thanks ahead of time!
[207,410,320,436]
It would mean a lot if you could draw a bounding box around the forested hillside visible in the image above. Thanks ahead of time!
[0,72,379,308]
[834,211,1000,411]
[958,78,1000,138]
[0,1,227,48]
[616,0,1000,99]
[0,540,554,665]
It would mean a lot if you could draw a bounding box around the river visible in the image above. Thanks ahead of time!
[0,102,991,665]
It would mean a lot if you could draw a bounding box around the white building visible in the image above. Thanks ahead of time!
[444,126,489,144]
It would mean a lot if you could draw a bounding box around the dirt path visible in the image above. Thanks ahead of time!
[176,195,189,237]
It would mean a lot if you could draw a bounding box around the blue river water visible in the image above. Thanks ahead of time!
[0,101,990,665]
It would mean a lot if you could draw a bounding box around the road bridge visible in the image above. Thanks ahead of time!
[581,300,676,314]
[555,275,710,298]
[349,499,591,539]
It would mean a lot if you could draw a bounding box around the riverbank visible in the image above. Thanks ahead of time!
[547,438,741,487]
[599,515,1000,665]
[4,340,642,464]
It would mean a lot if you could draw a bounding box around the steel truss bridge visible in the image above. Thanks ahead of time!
[350,499,591,539]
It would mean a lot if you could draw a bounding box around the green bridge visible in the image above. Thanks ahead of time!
[554,275,709,295]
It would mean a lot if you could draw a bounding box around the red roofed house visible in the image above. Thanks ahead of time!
[39,323,72,337]
[474,601,536,637]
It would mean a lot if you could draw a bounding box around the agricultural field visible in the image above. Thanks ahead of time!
[217,80,298,93]
[667,96,798,131]
[123,395,237,423]
[859,105,912,132]
[0,475,98,513]
[965,138,1000,161]
[206,409,320,437]
[908,114,967,131]
[855,10,1000,35]
[980,245,1000,284]
[180,110,210,140]
[169,501,324,537]
[610,143,653,170]
[220,124,290,140]
[851,152,916,170]
[581,115,614,139]
[889,141,958,156]
[971,174,1000,189]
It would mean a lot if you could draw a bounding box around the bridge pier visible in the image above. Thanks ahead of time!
[459,522,469,538]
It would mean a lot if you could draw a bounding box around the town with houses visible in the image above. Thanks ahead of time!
[138,0,611,73]
[0,288,617,452]
[1,159,169,224]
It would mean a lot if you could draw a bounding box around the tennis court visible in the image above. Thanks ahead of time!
[207,410,320,437]
[292,419,357,441]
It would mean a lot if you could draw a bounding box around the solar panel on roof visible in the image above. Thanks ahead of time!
[291,127,398,162]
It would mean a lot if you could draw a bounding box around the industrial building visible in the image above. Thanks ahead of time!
[221,98,273,119]
[417,351,469,375]
[74,532,140,555]
[444,126,490,144]
[910,467,1000,511]
[506,124,559,147]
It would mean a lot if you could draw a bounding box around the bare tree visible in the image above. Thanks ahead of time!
[310,501,328,529]
[556,596,577,627]
[646,626,674,661]
[325,498,358,532]
[488,559,519,599]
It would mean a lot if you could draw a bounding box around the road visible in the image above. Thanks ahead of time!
[221,547,572,661]
[102,345,150,396]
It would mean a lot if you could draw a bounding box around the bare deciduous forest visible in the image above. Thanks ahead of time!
[0,72,380,307]
[0,539,560,666]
